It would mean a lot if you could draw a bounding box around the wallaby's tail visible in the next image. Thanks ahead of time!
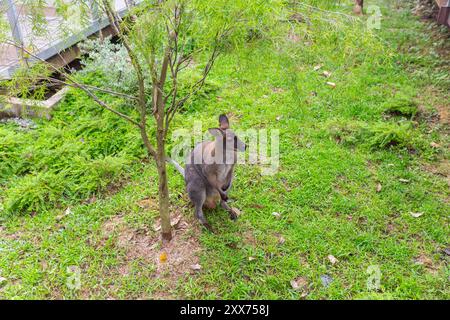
[165,156,185,178]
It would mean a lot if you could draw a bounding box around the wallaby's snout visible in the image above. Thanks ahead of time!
[185,114,243,231]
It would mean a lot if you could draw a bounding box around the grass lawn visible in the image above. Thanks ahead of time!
[0,0,448,299]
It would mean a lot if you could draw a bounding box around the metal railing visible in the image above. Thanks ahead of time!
[0,0,142,79]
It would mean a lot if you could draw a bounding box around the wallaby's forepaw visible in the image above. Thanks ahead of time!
[229,209,239,221]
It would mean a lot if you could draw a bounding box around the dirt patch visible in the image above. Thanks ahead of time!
[136,197,159,210]
[414,253,442,275]
[0,225,25,241]
[415,86,449,129]
[100,212,202,299]
[413,0,440,21]
[242,229,257,247]
[423,158,450,189]
[436,104,449,125]
[271,87,285,94]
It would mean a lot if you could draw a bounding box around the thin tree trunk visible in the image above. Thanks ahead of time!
[154,46,172,241]
[354,0,364,15]
[156,144,171,241]
[155,99,171,241]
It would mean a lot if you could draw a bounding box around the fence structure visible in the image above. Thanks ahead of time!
[0,0,140,80]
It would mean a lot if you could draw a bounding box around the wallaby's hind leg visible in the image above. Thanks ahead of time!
[220,200,238,221]
[188,187,213,231]
[195,205,213,232]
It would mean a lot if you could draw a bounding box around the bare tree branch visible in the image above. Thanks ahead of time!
[164,34,222,132]
[101,0,147,124]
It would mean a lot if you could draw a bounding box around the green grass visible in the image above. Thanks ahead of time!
[0,0,449,299]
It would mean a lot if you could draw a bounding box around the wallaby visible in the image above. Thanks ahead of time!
[181,114,246,231]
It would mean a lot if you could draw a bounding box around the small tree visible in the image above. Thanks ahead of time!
[1,0,280,241]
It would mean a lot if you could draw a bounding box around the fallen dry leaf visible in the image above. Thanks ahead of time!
[56,207,72,221]
[190,264,202,271]
[327,255,339,265]
[287,32,301,43]
[410,212,424,218]
[272,212,282,219]
[85,195,96,204]
[231,207,242,217]
[159,251,168,263]
[430,142,441,148]
[326,82,336,88]
[278,236,286,245]
[251,204,265,209]
[40,260,48,271]
[414,254,433,267]
[271,87,284,93]
[248,256,256,262]
[153,215,182,231]
[313,64,323,71]
[290,277,308,291]
[322,71,332,78]
[137,198,157,209]
[376,183,382,193]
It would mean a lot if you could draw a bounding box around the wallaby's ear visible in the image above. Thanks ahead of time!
[219,114,229,130]
[208,128,223,137]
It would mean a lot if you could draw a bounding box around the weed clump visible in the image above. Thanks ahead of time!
[382,95,419,119]
[0,84,141,216]
[327,119,427,153]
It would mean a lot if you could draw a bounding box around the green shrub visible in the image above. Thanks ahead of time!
[0,83,142,216]
[67,155,131,198]
[326,119,427,152]
[1,155,130,216]
[3,172,65,215]
[364,122,424,151]
[382,94,419,118]
[0,127,30,182]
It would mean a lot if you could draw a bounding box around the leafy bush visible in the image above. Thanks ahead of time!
[0,80,143,216]
[382,94,419,118]
[79,37,138,94]
[0,126,30,181]
[3,172,65,215]
[364,122,425,151]
[326,119,427,152]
